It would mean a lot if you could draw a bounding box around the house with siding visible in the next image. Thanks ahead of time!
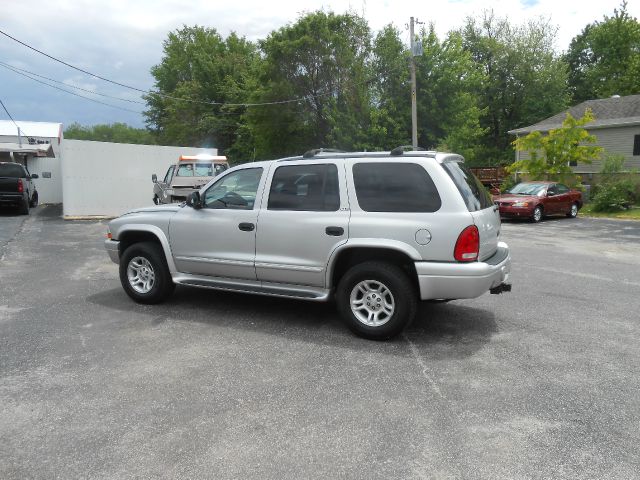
[509,94,640,174]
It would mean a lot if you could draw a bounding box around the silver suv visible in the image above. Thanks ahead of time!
[105,149,511,339]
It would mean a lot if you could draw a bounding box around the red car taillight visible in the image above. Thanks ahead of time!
[454,225,479,262]
[17,178,24,193]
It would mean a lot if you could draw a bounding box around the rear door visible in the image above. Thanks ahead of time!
[555,183,572,213]
[442,160,500,261]
[255,161,349,288]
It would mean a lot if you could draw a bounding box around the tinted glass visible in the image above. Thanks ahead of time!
[353,163,441,213]
[214,163,228,175]
[556,184,569,194]
[443,161,494,211]
[203,168,263,210]
[0,163,26,178]
[268,164,340,211]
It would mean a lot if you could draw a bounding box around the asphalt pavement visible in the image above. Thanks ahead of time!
[1,206,639,479]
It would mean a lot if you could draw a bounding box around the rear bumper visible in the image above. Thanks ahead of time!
[0,193,25,204]
[104,239,120,264]
[415,242,511,300]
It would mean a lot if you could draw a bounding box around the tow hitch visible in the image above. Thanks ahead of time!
[490,283,512,295]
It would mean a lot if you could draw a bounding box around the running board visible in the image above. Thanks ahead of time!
[172,274,330,301]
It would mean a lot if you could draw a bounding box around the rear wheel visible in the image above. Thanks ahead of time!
[531,206,543,223]
[566,202,579,218]
[336,261,417,340]
[119,241,175,304]
[18,198,29,215]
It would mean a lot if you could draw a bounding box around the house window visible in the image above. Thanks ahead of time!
[634,135,640,156]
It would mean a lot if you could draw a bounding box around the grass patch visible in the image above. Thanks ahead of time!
[581,203,640,220]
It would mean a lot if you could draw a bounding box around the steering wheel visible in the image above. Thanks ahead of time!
[223,191,248,206]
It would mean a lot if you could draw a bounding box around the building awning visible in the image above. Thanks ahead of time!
[0,142,55,157]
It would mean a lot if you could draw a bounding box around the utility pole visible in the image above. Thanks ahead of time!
[409,17,422,150]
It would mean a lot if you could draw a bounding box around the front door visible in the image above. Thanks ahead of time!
[154,165,175,204]
[169,167,266,279]
[255,162,349,287]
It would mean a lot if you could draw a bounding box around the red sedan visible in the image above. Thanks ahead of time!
[494,181,583,223]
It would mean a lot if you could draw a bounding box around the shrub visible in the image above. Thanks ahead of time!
[591,179,636,211]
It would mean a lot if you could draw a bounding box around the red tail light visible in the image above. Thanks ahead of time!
[17,178,24,193]
[454,225,479,262]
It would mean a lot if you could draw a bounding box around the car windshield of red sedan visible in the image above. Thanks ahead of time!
[507,183,547,196]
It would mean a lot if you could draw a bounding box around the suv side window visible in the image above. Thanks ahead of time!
[352,162,441,212]
[163,165,175,184]
[268,164,340,211]
[203,168,263,210]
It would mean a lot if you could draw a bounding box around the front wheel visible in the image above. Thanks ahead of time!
[29,191,38,208]
[566,202,579,218]
[336,261,417,340]
[531,206,543,223]
[119,242,175,304]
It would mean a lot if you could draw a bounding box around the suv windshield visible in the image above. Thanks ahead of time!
[442,161,493,212]
[177,163,219,177]
[507,183,547,196]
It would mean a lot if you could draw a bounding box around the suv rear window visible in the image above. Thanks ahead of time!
[442,161,493,212]
[353,162,441,212]
[0,163,26,178]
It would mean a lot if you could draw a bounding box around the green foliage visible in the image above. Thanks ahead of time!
[600,152,626,174]
[245,11,372,158]
[366,25,411,150]
[460,12,569,163]
[510,109,602,180]
[144,26,258,161]
[591,180,636,211]
[64,122,156,144]
[416,27,486,164]
[566,1,640,103]
[591,151,636,211]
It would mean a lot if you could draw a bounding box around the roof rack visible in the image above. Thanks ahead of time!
[390,145,427,156]
[302,148,346,158]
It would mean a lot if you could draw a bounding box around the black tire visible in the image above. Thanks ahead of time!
[29,191,38,208]
[119,241,175,304]
[531,205,543,223]
[336,261,417,340]
[153,195,159,205]
[566,202,579,218]
[18,197,29,215]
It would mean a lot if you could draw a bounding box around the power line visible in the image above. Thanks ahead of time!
[0,28,334,108]
[0,61,146,105]
[0,63,143,114]
[0,97,29,137]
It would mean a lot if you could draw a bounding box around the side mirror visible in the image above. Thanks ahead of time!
[30,174,39,179]
[187,191,202,209]
[152,174,157,183]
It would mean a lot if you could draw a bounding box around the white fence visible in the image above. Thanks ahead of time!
[62,140,216,218]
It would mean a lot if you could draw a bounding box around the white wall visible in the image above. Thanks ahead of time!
[62,140,217,217]
[28,154,63,204]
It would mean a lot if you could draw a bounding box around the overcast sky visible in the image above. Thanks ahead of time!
[1,0,637,131]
